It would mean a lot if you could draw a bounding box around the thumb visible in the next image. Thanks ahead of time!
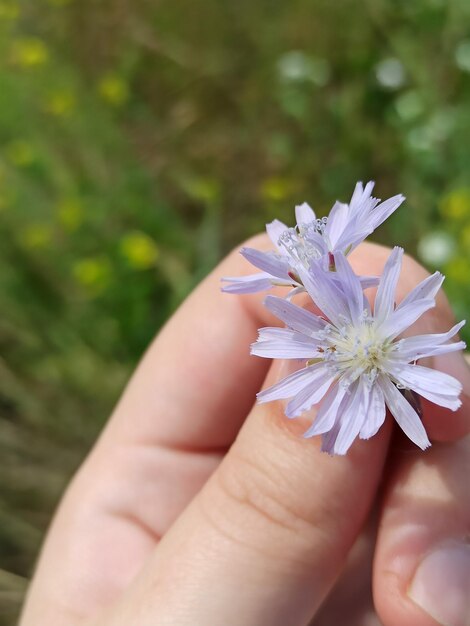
[98,361,391,626]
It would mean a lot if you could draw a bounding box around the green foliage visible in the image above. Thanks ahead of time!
[1,0,470,621]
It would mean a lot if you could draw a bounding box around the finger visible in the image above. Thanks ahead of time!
[21,234,284,626]
[97,362,392,626]
[349,246,470,442]
[373,434,470,626]
[312,514,379,626]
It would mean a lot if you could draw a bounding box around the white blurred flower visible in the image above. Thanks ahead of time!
[278,51,331,86]
[455,39,470,73]
[418,231,455,266]
[375,57,406,90]
[407,111,454,152]
[395,90,424,121]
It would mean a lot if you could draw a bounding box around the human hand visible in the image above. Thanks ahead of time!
[20,239,470,626]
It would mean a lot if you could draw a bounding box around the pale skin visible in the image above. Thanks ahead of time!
[20,239,470,626]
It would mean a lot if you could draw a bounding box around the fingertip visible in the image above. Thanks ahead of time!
[373,438,470,626]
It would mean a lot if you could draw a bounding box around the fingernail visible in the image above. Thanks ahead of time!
[434,351,470,396]
[408,542,470,626]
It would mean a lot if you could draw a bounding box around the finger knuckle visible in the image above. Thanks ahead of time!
[207,445,321,547]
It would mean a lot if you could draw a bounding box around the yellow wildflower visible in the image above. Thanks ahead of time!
[11,37,49,67]
[120,231,159,270]
[98,74,129,107]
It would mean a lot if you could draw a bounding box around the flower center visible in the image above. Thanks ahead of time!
[321,320,392,388]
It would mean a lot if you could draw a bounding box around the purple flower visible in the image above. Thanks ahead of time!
[222,181,405,295]
[251,247,465,455]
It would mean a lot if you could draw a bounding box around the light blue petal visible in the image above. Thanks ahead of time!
[402,341,466,360]
[303,383,346,437]
[240,247,291,280]
[397,271,444,310]
[333,378,370,455]
[221,273,276,294]
[252,342,321,359]
[379,299,435,339]
[374,247,403,324]
[252,327,321,359]
[264,295,327,336]
[257,363,325,403]
[396,321,466,360]
[369,194,405,230]
[266,219,289,254]
[295,202,316,225]
[286,371,334,418]
[321,419,342,455]
[298,262,351,327]
[358,275,380,289]
[334,252,364,323]
[334,227,374,254]
[334,192,403,252]
[359,383,386,440]
[387,364,462,411]
[349,180,375,216]
[324,201,350,249]
[379,375,431,450]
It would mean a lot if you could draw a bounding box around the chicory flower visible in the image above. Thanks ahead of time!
[251,247,465,454]
[222,181,404,296]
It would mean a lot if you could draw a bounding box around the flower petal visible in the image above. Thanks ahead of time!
[395,321,466,361]
[334,252,364,323]
[321,419,342,455]
[240,247,291,280]
[358,275,380,289]
[298,262,351,327]
[359,383,386,439]
[334,193,404,253]
[257,363,325,403]
[374,247,403,324]
[333,378,370,455]
[397,271,444,310]
[286,370,335,418]
[221,273,277,294]
[266,219,289,254]
[295,202,316,225]
[379,299,435,339]
[252,327,321,359]
[379,375,430,449]
[252,342,321,359]
[264,295,327,336]
[387,363,462,411]
[324,201,350,249]
[369,194,405,230]
[402,341,466,360]
[303,383,347,437]
[349,181,375,215]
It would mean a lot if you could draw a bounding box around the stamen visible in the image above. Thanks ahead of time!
[278,228,321,266]
[321,317,392,383]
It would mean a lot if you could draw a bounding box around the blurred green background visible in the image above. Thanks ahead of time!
[1,0,470,622]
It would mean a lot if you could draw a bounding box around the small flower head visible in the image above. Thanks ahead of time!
[251,248,465,455]
[221,182,404,296]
